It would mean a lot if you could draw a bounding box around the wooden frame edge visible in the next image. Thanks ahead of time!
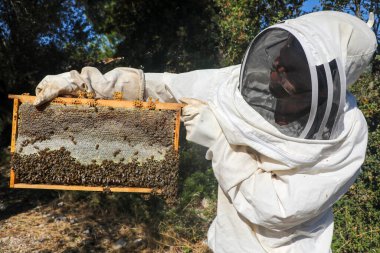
[10,98,19,153]
[10,169,15,188]
[11,184,161,194]
[8,94,184,110]
[174,110,181,152]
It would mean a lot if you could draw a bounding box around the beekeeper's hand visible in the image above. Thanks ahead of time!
[34,71,85,106]
[180,97,222,148]
[34,67,145,107]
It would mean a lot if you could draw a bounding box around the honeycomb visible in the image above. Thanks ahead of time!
[11,101,180,202]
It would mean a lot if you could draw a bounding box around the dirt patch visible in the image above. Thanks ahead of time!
[0,200,150,253]
[0,195,211,253]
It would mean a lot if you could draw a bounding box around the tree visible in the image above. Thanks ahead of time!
[0,0,110,147]
[81,0,221,73]
[81,0,307,70]
[214,0,305,65]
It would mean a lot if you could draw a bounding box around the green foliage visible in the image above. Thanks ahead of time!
[181,168,217,205]
[82,0,221,72]
[81,0,306,70]
[214,0,305,65]
[0,0,107,87]
[0,0,113,147]
[332,63,380,252]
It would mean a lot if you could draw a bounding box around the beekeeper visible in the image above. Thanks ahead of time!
[34,11,377,252]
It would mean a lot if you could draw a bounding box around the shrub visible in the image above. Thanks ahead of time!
[332,65,380,252]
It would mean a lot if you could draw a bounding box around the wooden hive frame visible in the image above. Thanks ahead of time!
[8,94,183,194]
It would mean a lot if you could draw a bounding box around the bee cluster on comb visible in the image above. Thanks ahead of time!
[10,98,181,204]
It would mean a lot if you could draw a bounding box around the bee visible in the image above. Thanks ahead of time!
[69,135,77,145]
[113,149,121,157]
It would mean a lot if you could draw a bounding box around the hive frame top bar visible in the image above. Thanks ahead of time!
[8,94,184,110]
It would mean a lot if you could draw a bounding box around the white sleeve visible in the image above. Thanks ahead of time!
[207,109,367,230]
[145,65,240,102]
[181,100,223,148]
[229,162,361,230]
[145,66,240,148]
[36,65,240,103]
[76,67,145,100]
[144,73,176,102]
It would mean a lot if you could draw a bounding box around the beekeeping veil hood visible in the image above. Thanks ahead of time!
[239,11,377,140]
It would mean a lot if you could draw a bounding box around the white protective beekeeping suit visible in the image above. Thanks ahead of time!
[154,11,377,253]
[34,11,377,253]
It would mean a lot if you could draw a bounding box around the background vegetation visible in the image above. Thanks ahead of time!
[0,0,379,252]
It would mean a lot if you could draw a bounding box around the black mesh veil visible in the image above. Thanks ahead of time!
[239,28,343,140]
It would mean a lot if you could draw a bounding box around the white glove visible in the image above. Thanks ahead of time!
[180,97,222,148]
[34,67,145,106]
[34,71,85,106]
